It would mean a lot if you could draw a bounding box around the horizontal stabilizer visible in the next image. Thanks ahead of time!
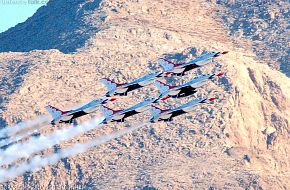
[150,105,164,117]
[99,105,121,117]
[101,78,126,91]
[46,105,64,119]
[155,80,175,94]
[158,58,176,71]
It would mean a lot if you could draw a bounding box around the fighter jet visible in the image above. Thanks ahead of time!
[99,98,159,124]
[46,97,117,125]
[101,72,165,97]
[155,73,224,100]
[149,97,215,122]
[159,51,228,76]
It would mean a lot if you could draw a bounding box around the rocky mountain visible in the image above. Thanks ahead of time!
[0,0,102,53]
[212,0,290,76]
[0,0,289,189]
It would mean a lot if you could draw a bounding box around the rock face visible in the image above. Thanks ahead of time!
[0,0,289,189]
[212,1,290,76]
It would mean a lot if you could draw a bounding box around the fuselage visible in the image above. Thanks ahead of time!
[101,98,156,124]
[105,72,164,97]
[52,99,108,124]
[150,98,207,122]
[167,52,224,76]
[158,74,215,100]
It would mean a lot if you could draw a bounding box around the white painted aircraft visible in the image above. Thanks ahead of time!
[158,51,228,76]
[149,97,215,122]
[99,98,160,124]
[46,97,117,125]
[101,72,165,97]
[155,73,224,100]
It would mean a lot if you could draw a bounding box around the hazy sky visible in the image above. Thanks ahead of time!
[0,0,48,33]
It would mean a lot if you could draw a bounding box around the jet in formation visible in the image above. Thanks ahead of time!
[46,51,227,125]
[101,72,165,97]
[99,98,159,124]
[149,97,215,122]
[46,97,116,125]
[155,72,224,100]
[159,51,228,76]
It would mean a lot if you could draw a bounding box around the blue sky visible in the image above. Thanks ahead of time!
[0,1,48,33]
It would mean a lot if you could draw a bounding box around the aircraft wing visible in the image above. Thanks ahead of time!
[68,99,104,115]
[68,97,117,115]
[117,98,156,117]
[102,98,156,123]
[174,97,208,110]
[179,74,215,89]
[150,97,214,122]
[123,72,163,88]
[180,51,228,68]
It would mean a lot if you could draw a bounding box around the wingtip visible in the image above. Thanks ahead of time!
[222,51,229,54]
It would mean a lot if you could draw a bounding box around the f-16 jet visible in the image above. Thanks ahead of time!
[99,98,160,124]
[149,97,215,122]
[159,51,228,76]
[155,73,224,100]
[102,72,165,97]
[46,97,117,125]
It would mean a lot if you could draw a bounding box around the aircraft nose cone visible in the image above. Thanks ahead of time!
[214,51,228,57]
[216,72,224,77]
[109,98,117,102]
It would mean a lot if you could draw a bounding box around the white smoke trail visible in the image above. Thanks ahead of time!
[0,115,50,138]
[0,117,104,166]
[0,122,148,183]
[0,125,49,147]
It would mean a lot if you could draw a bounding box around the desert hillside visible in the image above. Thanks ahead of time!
[212,0,290,76]
[0,0,289,189]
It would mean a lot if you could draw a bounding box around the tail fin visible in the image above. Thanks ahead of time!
[158,58,176,71]
[150,105,164,117]
[99,105,121,117]
[101,78,125,91]
[46,105,64,119]
[155,80,175,94]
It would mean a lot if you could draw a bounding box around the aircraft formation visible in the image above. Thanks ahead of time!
[0,51,229,183]
[46,51,228,126]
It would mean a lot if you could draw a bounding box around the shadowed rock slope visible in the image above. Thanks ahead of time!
[211,0,290,76]
[0,0,102,53]
[0,0,289,189]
